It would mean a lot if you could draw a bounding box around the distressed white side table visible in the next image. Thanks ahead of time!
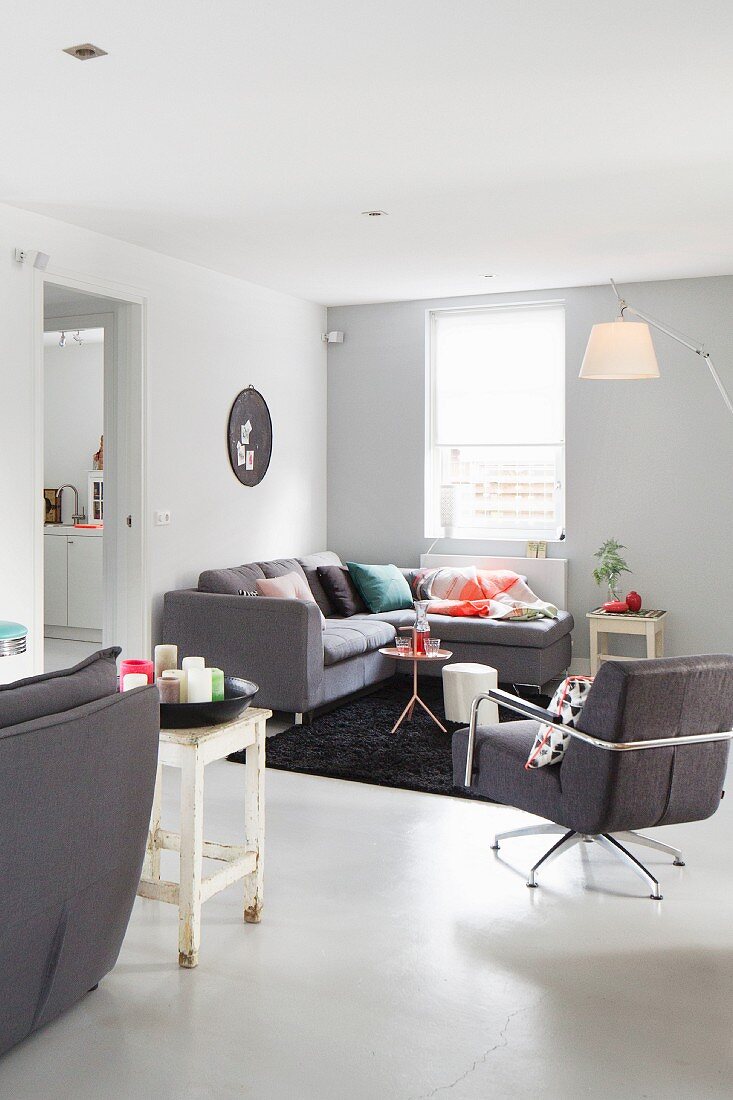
[587,609,667,676]
[137,706,271,968]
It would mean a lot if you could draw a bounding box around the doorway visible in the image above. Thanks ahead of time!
[38,279,147,671]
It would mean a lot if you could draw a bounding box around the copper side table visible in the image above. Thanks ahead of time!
[379,647,452,733]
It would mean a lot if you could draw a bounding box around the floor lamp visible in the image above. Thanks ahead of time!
[0,621,27,658]
[580,279,733,418]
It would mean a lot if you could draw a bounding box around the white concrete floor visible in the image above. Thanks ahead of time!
[1,762,732,1099]
[44,637,102,673]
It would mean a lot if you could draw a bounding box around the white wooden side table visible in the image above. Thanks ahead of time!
[137,706,271,968]
[587,609,667,676]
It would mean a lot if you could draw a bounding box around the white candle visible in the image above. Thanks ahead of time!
[154,644,178,681]
[187,667,212,703]
[182,656,205,673]
[122,672,148,692]
[162,668,187,704]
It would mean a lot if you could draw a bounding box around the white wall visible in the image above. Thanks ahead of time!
[327,277,733,663]
[0,202,326,682]
[44,339,104,522]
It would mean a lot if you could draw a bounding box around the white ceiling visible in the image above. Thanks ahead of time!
[4,1,733,305]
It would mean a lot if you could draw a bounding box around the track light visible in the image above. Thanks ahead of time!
[58,332,66,348]
[73,330,83,345]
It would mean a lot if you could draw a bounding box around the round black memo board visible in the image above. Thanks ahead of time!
[227,387,273,486]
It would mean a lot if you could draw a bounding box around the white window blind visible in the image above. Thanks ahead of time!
[426,303,565,540]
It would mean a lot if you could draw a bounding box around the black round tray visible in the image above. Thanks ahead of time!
[160,676,259,729]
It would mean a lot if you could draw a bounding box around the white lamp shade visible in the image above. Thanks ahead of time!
[580,320,660,380]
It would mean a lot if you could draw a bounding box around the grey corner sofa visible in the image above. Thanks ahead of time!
[0,648,160,1057]
[162,552,574,719]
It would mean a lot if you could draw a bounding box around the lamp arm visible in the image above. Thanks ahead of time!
[609,279,733,417]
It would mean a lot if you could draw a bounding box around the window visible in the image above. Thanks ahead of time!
[426,303,565,540]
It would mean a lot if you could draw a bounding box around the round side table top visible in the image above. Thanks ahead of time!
[379,647,452,662]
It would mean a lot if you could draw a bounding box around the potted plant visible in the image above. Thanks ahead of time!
[593,538,632,602]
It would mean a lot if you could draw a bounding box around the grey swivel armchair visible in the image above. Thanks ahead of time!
[452,656,733,899]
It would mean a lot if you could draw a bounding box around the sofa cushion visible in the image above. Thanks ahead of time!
[301,568,335,617]
[199,562,266,594]
[258,557,308,583]
[452,720,564,821]
[421,609,574,649]
[0,647,121,731]
[296,554,342,617]
[322,619,396,667]
[350,609,574,650]
[317,565,368,617]
[346,562,414,614]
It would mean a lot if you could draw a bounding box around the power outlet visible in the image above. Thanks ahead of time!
[154,510,171,526]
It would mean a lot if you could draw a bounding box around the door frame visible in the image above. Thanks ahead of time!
[34,270,150,667]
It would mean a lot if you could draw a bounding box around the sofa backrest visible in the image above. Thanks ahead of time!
[198,551,343,617]
[560,655,733,830]
[0,646,120,730]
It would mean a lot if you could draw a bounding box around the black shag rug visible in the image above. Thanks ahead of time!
[232,678,547,799]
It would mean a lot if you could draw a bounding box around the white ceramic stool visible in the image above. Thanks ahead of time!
[442,663,500,726]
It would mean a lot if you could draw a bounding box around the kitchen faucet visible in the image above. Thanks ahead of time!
[55,484,87,526]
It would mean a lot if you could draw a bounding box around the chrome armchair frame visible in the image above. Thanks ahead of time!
[463,687,733,900]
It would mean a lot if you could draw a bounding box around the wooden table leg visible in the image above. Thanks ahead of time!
[178,748,204,968]
[243,715,266,924]
[142,760,162,881]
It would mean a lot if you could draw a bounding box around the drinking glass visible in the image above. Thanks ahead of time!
[425,638,441,657]
[395,635,411,655]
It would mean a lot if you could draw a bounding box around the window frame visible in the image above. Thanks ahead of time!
[424,301,566,542]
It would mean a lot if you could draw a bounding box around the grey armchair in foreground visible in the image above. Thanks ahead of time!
[0,668,160,1057]
[453,656,733,900]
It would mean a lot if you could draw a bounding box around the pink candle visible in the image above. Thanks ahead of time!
[119,658,155,693]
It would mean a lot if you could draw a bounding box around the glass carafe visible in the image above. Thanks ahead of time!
[413,600,430,655]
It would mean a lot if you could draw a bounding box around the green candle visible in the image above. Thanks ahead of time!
[210,667,225,702]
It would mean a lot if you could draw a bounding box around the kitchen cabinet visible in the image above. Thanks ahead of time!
[44,529,103,635]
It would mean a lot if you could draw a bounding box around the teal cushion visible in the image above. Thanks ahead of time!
[346,562,414,614]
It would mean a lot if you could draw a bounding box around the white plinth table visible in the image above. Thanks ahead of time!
[137,706,271,968]
[442,663,500,726]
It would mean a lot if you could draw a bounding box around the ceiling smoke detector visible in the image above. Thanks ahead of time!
[63,43,108,61]
[361,210,388,217]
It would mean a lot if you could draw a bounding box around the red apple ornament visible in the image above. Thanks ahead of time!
[625,591,642,612]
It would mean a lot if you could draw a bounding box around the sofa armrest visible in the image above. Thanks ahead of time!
[162,590,324,713]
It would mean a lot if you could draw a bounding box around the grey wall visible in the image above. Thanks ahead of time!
[327,276,733,661]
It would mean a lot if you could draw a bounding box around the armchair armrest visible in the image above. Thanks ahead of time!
[464,686,733,787]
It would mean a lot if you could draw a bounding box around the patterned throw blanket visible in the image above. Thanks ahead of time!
[411,567,558,620]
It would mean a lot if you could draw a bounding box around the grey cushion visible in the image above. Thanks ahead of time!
[0,647,120,731]
[453,720,563,821]
[301,568,335,617]
[199,562,266,594]
[258,557,309,583]
[322,619,396,667]
[351,609,573,649]
[351,610,415,628]
[259,553,342,616]
[423,610,573,648]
